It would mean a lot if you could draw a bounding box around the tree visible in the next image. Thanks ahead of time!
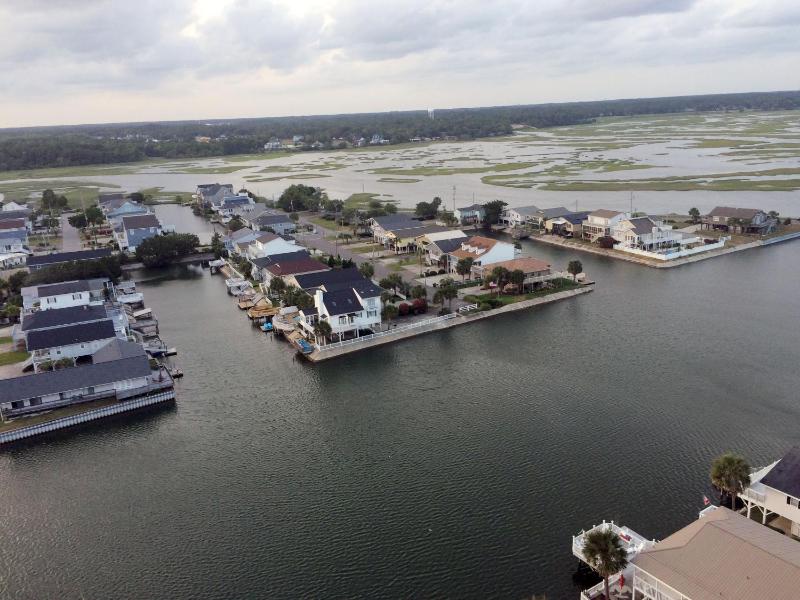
[210,232,225,259]
[379,273,403,295]
[509,269,525,293]
[313,320,332,345]
[582,528,629,600]
[415,197,442,219]
[455,257,474,282]
[710,452,750,510]
[269,277,287,297]
[568,260,583,282]
[438,277,459,309]
[482,200,507,226]
[228,216,245,232]
[383,304,399,324]
[135,233,199,268]
[289,212,299,223]
[688,207,701,223]
[488,266,510,295]
[358,262,375,280]
[410,285,427,299]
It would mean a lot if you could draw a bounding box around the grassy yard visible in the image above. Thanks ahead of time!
[0,350,29,366]
[0,396,119,433]
[464,279,580,307]
[0,336,12,345]
[348,243,383,254]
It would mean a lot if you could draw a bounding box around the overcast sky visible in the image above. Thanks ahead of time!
[1,0,798,128]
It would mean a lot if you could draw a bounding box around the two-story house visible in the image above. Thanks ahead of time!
[118,214,162,253]
[251,213,297,235]
[27,318,119,371]
[581,209,626,242]
[739,446,800,538]
[701,206,774,234]
[216,195,255,217]
[196,183,234,209]
[21,279,108,314]
[545,211,590,237]
[446,236,516,274]
[611,216,694,251]
[244,232,300,260]
[27,249,113,271]
[454,204,485,225]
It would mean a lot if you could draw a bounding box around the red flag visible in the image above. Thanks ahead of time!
[703,495,710,506]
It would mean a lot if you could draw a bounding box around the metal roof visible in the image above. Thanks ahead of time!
[0,354,151,405]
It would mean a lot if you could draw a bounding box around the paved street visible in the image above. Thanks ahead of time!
[60,214,83,251]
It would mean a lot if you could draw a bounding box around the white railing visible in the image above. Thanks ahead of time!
[459,303,478,313]
[316,313,458,351]
[698,505,719,518]
[740,487,766,504]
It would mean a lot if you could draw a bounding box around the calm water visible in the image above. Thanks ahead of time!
[153,203,220,245]
[1,240,799,599]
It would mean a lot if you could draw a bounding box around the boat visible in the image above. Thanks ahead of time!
[170,368,184,378]
[261,322,274,332]
[295,338,314,355]
[165,347,178,356]
[144,345,167,357]
[117,292,145,305]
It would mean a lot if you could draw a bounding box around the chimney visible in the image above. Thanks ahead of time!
[315,289,324,309]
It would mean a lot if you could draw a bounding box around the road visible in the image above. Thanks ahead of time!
[60,214,83,252]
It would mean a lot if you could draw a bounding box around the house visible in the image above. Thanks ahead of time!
[21,304,111,335]
[243,232,299,260]
[260,256,330,287]
[296,268,383,342]
[454,204,485,225]
[216,195,255,217]
[629,507,800,600]
[97,193,126,207]
[223,227,258,254]
[21,279,108,313]
[27,249,113,271]
[545,211,590,237]
[196,183,234,209]
[446,236,516,273]
[369,215,449,253]
[702,206,774,234]
[251,213,297,235]
[26,318,119,371]
[425,238,468,270]
[0,252,27,269]
[582,209,626,242]
[0,210,33,232]
[612,216,696,250]
[0,229,28,254]
[105,200,148,220]
[264,139,284,151]
[416,230,468,265]
[472,256,552,283]
[118,214,162,252]
[249,250,312,282]
[739,446,800,538]
[2,201,29,212]
[500,205,540,227]
[0,342,155,419]
[0,218,28,238]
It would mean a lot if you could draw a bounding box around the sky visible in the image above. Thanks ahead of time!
[0,0,798,128]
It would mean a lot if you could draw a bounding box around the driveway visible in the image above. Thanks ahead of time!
[60,214,83,251]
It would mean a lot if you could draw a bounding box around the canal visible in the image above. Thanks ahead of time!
[0,238,799,599]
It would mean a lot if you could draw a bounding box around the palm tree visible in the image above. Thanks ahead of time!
[455,257,474,282]
[710,452,750,510]
[568,260,583,282]
[313,320,332,345]
[509,269,525,294]
[582,528,628,600]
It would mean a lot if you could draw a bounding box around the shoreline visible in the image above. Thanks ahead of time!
[306,286,593,362]
[528,231,800,269]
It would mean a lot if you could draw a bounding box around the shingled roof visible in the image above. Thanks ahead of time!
[760,446,800,498]
[26,319,117,351]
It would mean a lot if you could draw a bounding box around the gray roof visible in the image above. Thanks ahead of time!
[372,214,420,229]
[250,250,309,269]
[227,227,257,242]
[457,203,484,212]
[26,319,117,351]
[392,224,448,238]
[21,305,108,332]
[0,354,151,405]
[294,267,366,291]
[323,288,362,316]
[122,214,160,230]
[0,210,31,220]
[761,446,800,498]
[91,339,146,363]
[36,280,93,296]
[539,206,572,219]
[706,206,764,219]
[27,249,112,268]
[255,214,293,226]
[509,205,541,216]
[628,216,658,235]
[430,238,464,254]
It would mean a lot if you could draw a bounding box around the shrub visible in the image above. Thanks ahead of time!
[398,302,410,316]
[598,236,616,249]
[437,269,446,275]
[478,302,493,311]
[411,298,427,314]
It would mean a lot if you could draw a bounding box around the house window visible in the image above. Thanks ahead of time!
[72,294,81,299]
[29,397,42,406]
[46,297,55,304]
[367,310,377,318]
[338,316,347,325]
[787,496,800,508]
[11,401,25,409]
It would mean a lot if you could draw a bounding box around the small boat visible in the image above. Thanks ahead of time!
[165,347,178,356]
[145,346,166,357]
[261,322,274,332]
[170,368,184,379]
[295,338,314,355]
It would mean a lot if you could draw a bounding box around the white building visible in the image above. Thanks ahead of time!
[27,318,120,371]
[21,279,107,313]
[582,209,627,242]
[446,236,516,273]
[245,232,301,260]
[612,216,696,250]
[739,446,800,538]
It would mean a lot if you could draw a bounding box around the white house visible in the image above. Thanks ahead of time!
[26,318,119,371]
[739,446,800,538]
[454,204,485,225]
[21,279,107,313]
[215,194,255,217]
[446,236,516,273]
[2,201,29,212]
[118,214,162,253]
[500,205,540,227]
[581,209,627,242]
[612,216,697,250]
[297,269,383,343]
[245,232,300,260]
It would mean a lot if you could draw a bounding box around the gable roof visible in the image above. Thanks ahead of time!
[627,216,658,235]
[391,224,449,239]
[26,319,117,351]
[760,446,800,498]
[539,206,572,220]
[250,250,310,269]
[253,232,281,244]
[456,203,484,212]
[706,206,763,219]
[21,304,108,332]
[26,249,112,268]
[486,257,550,274]
[122,214,160,230]
[263,257,329,277]
[91,338,147,363]
[221,195,252,207]
[430,238,464,254]
[126,228,159,249]
[372,214,420,230]
[0,210,31,220]
[322,288,362,316]
[632,507,800,600]
[589,209,623,219]
[0,354,151,405]
[35,279,94,296]
[227,227,257,242]
[294,267,365,290]
[255,214,293,226]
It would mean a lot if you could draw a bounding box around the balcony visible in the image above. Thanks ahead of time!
[573,521,655,565]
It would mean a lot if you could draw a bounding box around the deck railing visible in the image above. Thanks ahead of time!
[316,313,458,351]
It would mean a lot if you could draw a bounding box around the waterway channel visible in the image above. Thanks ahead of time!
[0,236,798,598]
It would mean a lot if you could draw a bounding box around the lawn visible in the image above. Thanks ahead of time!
[0,336,12,345]
[0,350,28,366]
[0,396,119,433]
[465,279,580,307]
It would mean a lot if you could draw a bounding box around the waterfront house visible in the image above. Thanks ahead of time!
[27,249,113,272]
[370,214,422,244]
[628,507,800,600]
[0,210,33,232]
[2,201,29,212]
[0,229,28,254]
[196,183,234,209]
[97,193,127,207]
[581,209,626,242]
[417,230,467,266]
[501,205,539,227]
[22,304,111,334]
[545,211,590,237]
[216,194,255,217]
[26,318,119,371]
[21,279,108,313]
[446,236,516,273]
[739,446,800,538]
[105,200,148,220]
[424,238,465,270]
[244,232,300,260]
[118,214,162,253]
[295,268,383,342]
[702,206,774,234]
[260,256,330,287]
[250,213,297,235]
[0,341,159,420]
[470,256,552,284]
[612,216,695,251]
[224,227,260,254]
[249,250,312,282]
[454,204,485,225]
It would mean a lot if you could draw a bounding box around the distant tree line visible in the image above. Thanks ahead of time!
[2,90,799,171]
